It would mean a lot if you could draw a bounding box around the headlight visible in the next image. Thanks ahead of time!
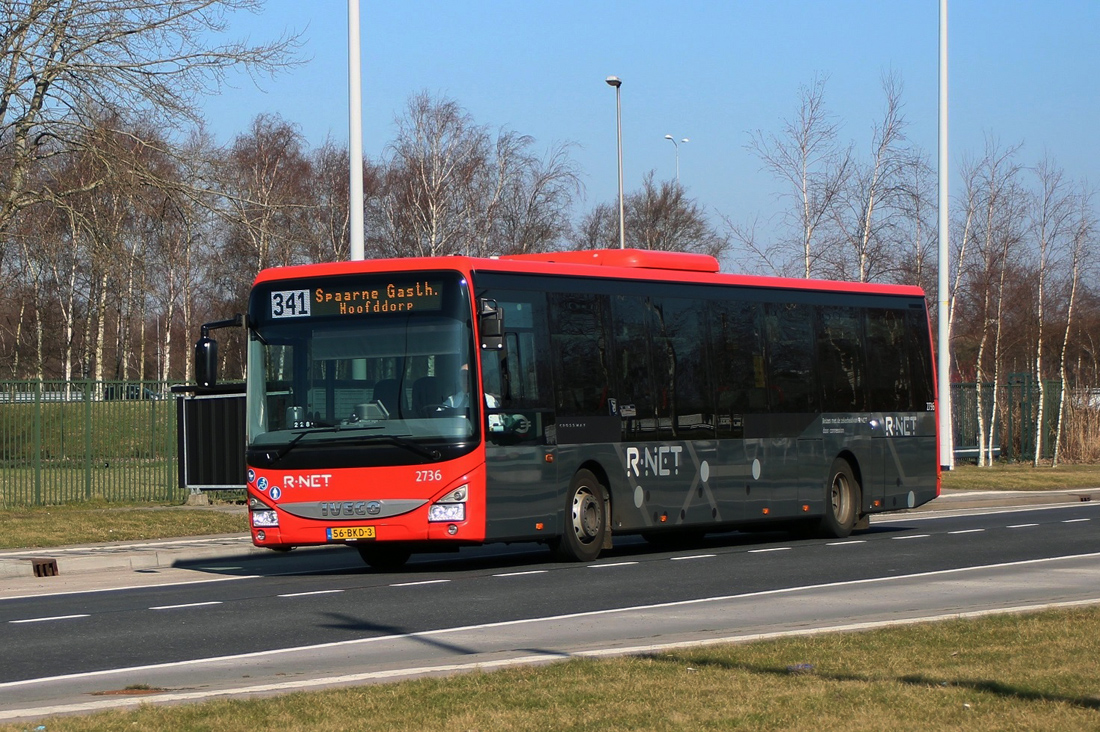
[249,495,273,510]
[428,503,466,522]
[251,510,279,527]
[439,485,468,503]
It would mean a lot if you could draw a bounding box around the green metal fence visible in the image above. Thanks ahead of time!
[0,377,1063,506]
[951,376,1061,462]
[0,380,182,507]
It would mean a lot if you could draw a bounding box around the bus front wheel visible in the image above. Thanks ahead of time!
[553,469,608,562]
[819,458,860,539]
[357,544,412,571]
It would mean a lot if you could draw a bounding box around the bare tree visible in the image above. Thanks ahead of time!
[579,173,728,257]
[487,136,582,255]
[892,150,936,292]
[1052,187,1096,466]
[308,139,362,263]
[369,93,581,258]
[0,0,301,236]
[216,113,314,303]
[828,72,907,283]
[745,73,851,278]
[963,138,1025,466]
[374,93,488,258]
[1026,157,1075,465]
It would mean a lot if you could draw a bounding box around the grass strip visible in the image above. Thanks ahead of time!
[942,463,1100,491]
[5,606,1099,731]
[0,501,245,549]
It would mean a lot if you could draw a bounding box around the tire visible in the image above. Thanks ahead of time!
[553,469,608,562]
[356,544,412,571]
[818,457,860,538]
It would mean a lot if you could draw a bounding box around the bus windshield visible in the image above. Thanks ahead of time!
[245,272,477,459]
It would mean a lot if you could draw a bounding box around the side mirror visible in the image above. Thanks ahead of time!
[479,299,505,352]
[195,335,218,388]
[194,315,243,388]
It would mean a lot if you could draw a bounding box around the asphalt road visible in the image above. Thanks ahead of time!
[2,501,1099,721]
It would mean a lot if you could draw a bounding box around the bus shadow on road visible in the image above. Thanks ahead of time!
[170,523,914,578]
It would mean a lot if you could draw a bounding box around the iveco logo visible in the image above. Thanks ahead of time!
[320,501,368,517]
[366,501,382,515]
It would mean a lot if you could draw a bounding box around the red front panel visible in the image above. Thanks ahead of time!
[247,447,487,548]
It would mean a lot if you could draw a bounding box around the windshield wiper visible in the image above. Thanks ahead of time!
[266,424,377,463]
[264,426,440,464]
[346,433,442,461]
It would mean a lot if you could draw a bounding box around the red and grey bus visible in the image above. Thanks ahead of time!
[203,249,938,569]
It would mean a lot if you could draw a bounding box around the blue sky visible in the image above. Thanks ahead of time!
[203,0,1099,232]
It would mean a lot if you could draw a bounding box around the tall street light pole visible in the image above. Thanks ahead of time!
[606,76,625,249]
[938,0,953,470]
[348,0,365,261]
[663,135,689,184]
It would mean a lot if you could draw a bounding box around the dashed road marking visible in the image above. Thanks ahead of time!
[149,602,222,611]
[9,614,90,624]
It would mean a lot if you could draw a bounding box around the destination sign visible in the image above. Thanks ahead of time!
[270,280,444,318]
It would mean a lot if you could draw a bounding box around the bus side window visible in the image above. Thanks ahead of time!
[650,297,713,438]
[817,306,867,412]
[906,308,935,411]
[549,292,611,416]
[708,299,766,414]
[481,294,549,410]
[865,308,912,411]
[764,302,817,413]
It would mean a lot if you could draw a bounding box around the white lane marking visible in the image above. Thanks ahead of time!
[8,614,90,624]
[4,551,1100,692]
[949,529,985,535]
[748,547,790,553]
[278,589,345,598]
[671,554,716,561]
[149,601,222,611]
[892,535,930,540]
[493,570,549,577]
[1063,518,1091,523]
[589,562,639,568]
[389,579,450,587]
[1008,524,1039,529]
[826,541,865,546]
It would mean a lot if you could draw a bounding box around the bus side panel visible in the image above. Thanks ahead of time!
[797,437,825,513]
[484,441,559,541]
[712,438,774,524]
[608,437,817,532]
[878,411,938,510]
[614,440,723,531]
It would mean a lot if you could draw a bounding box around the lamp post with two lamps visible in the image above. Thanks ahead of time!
[663,135,689,185]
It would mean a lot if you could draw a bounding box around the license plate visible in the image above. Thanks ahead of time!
[326,526,376,541]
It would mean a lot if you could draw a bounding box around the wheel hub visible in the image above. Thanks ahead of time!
[572,489,601,542]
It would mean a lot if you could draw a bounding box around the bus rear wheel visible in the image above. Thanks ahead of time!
[357,544,412,571]
[819,458,860,539]
[552,469,608,562]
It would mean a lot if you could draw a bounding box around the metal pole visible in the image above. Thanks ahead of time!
[607,76,625,249]
[664,135,689,185]
[348,0,365,261]
[937,0,954,470]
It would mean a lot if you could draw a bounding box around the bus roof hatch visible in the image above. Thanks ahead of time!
[499,248,720,273]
